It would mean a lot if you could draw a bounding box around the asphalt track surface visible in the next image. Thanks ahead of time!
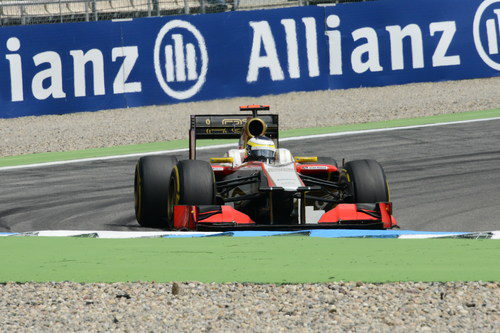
[1,119,499,233]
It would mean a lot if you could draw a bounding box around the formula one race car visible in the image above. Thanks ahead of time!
[134,105,397,230]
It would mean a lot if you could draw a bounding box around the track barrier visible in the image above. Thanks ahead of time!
[0,0,499,118]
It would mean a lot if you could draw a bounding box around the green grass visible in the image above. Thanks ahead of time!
[1,108,499,168]
[0,237,498,283]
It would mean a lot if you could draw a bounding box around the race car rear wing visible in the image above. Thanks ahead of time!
[189,105,279,159]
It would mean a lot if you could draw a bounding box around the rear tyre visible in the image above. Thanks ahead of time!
[135,155,178,228]
[344,159,389,203]
[168,160,217,224]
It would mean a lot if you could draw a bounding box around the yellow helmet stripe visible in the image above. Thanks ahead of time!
[247,141,275,148]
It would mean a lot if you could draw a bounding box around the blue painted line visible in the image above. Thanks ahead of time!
[213,231,311,237]
[162,231,312,238]
[308,229,466,238]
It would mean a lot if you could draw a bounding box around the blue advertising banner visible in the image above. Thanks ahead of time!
[0,0,498,118]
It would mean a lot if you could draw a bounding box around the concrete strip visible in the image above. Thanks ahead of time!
[5,229,499,239]
[12,230,221,238]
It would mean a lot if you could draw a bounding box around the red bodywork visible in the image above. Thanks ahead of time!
[171,162,397,231]
[173,203,396,231]
[212,162,338,179]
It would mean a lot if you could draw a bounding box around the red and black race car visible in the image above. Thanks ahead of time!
[134,105,397,231]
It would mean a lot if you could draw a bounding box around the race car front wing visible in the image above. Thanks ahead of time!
[173,202,397,231]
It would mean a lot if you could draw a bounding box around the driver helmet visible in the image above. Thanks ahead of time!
[245,136,276,162]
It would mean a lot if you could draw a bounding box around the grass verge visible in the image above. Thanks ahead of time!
[0,237,498,283]
[1,108,499,168]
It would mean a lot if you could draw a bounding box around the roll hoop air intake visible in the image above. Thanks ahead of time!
[240,105,269,146]
[245,117,267,138]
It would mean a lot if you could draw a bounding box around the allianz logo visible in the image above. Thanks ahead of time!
[164,34,197,82]
[153,20,208,100]
[484,9,500,54]
[474,0,500,70]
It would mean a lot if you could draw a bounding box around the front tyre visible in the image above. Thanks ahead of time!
[134,155,178,228]
[168,160,217,225]
[344,159,389,203]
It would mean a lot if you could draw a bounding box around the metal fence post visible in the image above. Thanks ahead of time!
[153,0,159,16]
[147,0,151,17]
[84,0,89,21]
[232,0,240,11]
[20,5,25,25]
[200,0,205,14]
[92,0,97,21]
[184,0,189,14]
[59,0,63,23]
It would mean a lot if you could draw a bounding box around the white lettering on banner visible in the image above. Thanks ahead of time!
[247,21,284,82]
[5,37,23,102]
[248,14,466,83]
[4,38,142,102]
[32,51,66,100]
[386,24,424,70]
[325,15,342,75]
[112,46,142,94]
[153,20,208,100]
[473,0,500,70]
[302,17,320,77]
[281,19,300,79]
[70,49,105,97]
[247,17,323,82]
[429,22,461,67]
[351,27,383,73]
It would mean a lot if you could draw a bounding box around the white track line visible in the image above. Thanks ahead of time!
[1,116,499,171]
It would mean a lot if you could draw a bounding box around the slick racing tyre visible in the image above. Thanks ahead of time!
[344,159,389,203]
[168,160,217,226]
[134,155,178,228]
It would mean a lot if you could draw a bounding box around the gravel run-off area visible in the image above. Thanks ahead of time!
[0,77,499,157]
[0,281,498,332]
